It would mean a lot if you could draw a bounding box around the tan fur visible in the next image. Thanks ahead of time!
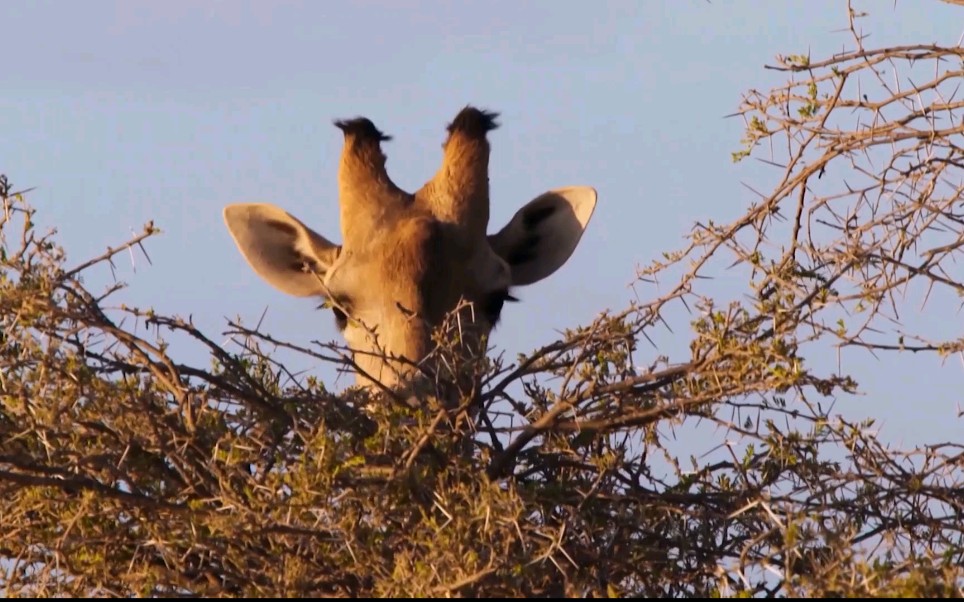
[336,211,485,389]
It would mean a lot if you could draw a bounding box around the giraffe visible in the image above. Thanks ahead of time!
[223,106,596,403]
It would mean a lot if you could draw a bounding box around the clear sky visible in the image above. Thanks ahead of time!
[2,0,961,450]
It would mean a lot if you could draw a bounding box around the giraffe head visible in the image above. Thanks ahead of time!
[223,106,596,397]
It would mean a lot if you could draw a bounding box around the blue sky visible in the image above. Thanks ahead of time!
[2,0,961,450]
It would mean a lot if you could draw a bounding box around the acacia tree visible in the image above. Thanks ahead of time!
[2,3,962,597]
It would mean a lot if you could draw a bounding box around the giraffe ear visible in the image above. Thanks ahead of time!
[223,203,341,298]
[488,186,597,286]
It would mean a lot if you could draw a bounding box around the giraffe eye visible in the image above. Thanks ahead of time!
[482,289,518,325]
[332,306,348,331]
[319,296,352,331]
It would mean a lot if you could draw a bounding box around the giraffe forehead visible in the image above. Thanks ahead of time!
[330,215,505,302]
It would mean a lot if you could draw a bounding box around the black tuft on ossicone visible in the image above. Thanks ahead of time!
[447,105,500,137]
[333,117,392,142]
